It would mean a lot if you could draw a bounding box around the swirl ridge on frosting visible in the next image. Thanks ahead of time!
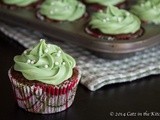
[14,39,76,85]
[39,0,86,21]
[2,0,38,6]
[89,5,141,34]
[131,0,160,24]
[85,0,125,6]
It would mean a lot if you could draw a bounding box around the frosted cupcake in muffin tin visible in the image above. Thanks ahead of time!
[131,0,160,24]
[37,0,86,22]
[85,5,143,40]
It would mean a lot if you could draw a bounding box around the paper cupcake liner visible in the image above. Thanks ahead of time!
[8,68,81,114]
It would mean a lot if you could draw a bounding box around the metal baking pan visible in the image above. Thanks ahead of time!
[0,2,160,59]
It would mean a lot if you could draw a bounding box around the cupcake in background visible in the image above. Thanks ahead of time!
[130,0,160,24]
[37,0,86,22]
[8,39,81,114]
[85,5,143,40]
[83,0,127,11]
[1,0,43,9]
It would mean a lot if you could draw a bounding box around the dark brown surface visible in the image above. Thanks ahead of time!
[0,0,160,59]
[1,31,160,120]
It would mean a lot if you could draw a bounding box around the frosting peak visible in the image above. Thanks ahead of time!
[14,39,76,85]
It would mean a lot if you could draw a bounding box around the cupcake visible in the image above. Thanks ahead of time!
[130,0,160,24]
[83,0,127,11]
[37,0,86,22]
[8,39,81,114]
[1,0,43,9]
[85,5,143,40]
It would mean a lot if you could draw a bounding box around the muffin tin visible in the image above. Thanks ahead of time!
[0,0,160,59]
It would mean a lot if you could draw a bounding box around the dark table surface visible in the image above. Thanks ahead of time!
[1,31,160,120]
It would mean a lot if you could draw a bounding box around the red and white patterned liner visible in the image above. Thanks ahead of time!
[8,67,81,114]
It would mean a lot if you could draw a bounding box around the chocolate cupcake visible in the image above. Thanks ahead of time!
[8,39,81,114]
[83,0,127,11]
[37,0,86,22]
[1,0,43,9]
[130,0,160,24]
[85,5,143,40]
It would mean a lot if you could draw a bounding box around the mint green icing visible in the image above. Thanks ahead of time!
[85,0,125,6]
[89,5,141,34]
[14,40,76,85]
[131,0,160,24]
[39,0,86,21]
[2,0,38,6]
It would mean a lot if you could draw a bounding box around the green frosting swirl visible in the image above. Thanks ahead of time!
[85,0,125,6]
[2,0,38,6]
[131,0,160,24]
[39,0,86,21]
[14,40,76,85]
[89,5,141,34]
